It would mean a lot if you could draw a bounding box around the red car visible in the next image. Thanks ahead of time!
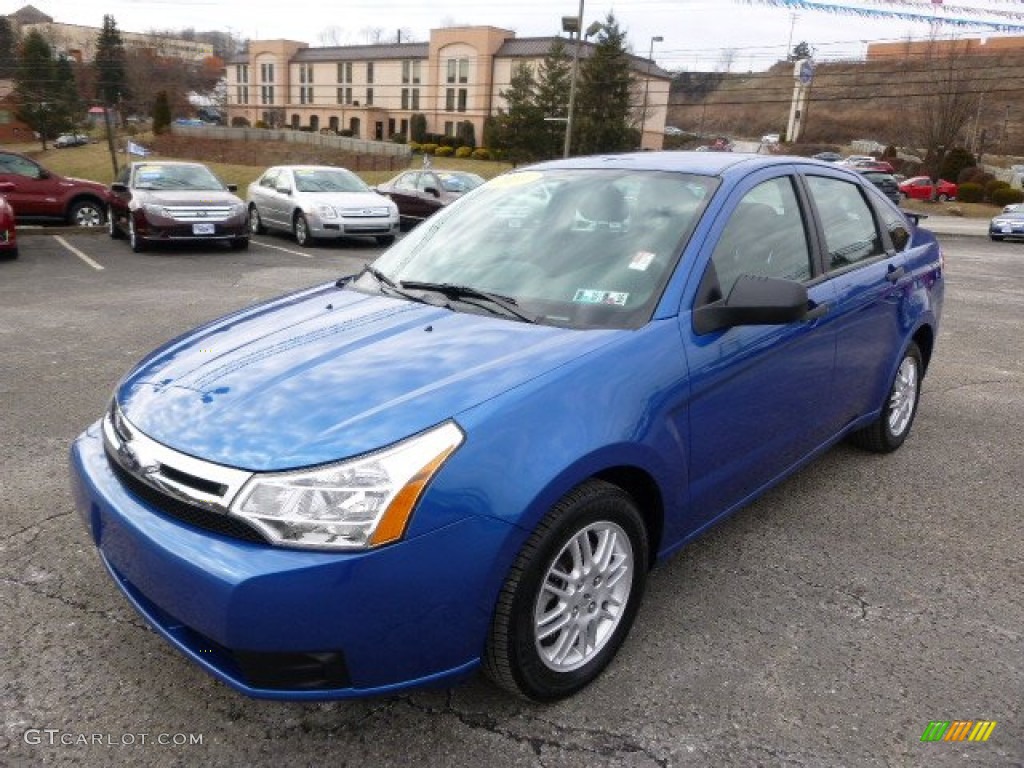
[0,181,17,259]
[850,159,895,174]
[899,176,957,202]
[0,149,109,226]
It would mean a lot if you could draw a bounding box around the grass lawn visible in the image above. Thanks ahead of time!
[11,133,514,190]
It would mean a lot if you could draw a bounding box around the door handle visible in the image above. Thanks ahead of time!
[886,265,906,282]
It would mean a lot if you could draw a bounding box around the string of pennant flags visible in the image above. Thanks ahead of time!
[739,0,1024,31]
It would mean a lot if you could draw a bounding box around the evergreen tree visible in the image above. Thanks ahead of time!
[494,61,543,161]
[574,14,638,155]
[0,17,17,79]
[410,113,427,143]
[153,90,172,134]
[54,55,83,133]
[95,15,129,109]
[534,38,573,159]
[14,31,59,148]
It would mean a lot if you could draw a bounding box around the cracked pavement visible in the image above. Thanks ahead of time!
[1,232,1020,766]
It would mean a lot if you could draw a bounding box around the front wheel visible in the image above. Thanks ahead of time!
[485,479,648,702]
[128,217,146,253]
[69,199,105,227]
[249,205,266,235]
[294,213,314,246]
[849,341,923,453]
[107,207,124,239]
[937,193,949,202]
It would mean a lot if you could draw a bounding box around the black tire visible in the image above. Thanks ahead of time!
[376,235,396,247]
[485,479,648,702]
[294,212,314,246]
[230,237,249,250]
[937,193,949,203]
[128,217,146,253]
[990,235,1004,241]
[108,207,124,239]
[69,199,105,227]
[249,205,266,235]
[849,341,923,453]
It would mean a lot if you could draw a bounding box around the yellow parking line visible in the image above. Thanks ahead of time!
[250,239,314,258]
[54,235,104,271]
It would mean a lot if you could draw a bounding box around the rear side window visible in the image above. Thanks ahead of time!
[806,176,884,269]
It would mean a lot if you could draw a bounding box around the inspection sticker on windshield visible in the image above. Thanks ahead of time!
[629,251,656,271]
[573,289,629,306]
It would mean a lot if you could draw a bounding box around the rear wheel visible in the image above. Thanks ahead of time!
[849,342,923,453]
[485,479,648,702]
[991,235,1004,241]
[294,213,314,246]
[937,193,949,202]
[69,199,105,227]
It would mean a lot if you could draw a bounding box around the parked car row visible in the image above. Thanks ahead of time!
[54,133,91,148]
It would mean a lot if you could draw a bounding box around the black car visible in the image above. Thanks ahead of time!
[812,151,843,163]
[859,170,901,206]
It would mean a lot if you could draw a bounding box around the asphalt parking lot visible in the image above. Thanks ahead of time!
[1,229,1021,767]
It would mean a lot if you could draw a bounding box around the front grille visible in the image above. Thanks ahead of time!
[340,207,391,218]
[106,446,267,544]
[164,205,235,222]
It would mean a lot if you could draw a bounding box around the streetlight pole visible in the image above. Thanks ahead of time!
[639,35,663,149]
[563,0,585,158]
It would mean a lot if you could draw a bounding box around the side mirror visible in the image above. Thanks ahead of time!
[275,184,292,195]
[226,183,238,192]
[423,186,440,198]
[693,274,812,335]
[110,182,129,194]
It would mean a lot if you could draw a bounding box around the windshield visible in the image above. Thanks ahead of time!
[294,168,368,193]
[132,163,225,191]
[356,169,717,330]
[438,173,484,193]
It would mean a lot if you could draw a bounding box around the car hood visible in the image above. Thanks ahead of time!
[130,189,243,206]
[117,284,614,471]
[295,190,394,211]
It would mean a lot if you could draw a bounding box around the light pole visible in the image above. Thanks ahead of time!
[562,4,603,158]
[639,35,663,149]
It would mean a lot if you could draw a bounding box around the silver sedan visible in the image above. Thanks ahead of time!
[247,165,400,247]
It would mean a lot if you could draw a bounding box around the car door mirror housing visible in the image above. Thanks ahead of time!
[694,274,810,335]
[276,184,292,195]
[424,186,440,198]
[226,183,238,193]
[110,182,129,194]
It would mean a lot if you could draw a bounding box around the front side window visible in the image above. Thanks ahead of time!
[0,153,43,178]
[805,175,884,269]
[705,176,812,299]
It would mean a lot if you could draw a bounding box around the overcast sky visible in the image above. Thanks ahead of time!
[7,0,1024,71]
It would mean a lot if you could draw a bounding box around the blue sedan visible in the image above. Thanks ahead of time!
[70,152,944,702]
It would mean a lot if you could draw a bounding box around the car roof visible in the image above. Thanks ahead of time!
[521,151,847,180]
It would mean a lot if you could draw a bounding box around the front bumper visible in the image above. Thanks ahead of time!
[70,421,512,699]
[310,215,399,240]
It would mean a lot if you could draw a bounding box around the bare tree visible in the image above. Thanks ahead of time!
[318,26,347,47]
[716,48,736,73]
[907,38,980,191]
[360,27,385,44]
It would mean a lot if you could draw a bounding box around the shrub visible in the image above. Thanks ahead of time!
[435,146,454,157]
[339,129,354,137]
[254,120,269,129]
[455,146,473,158]
[457,120,476,148]
[985,179,1010,201]
[956,182,983,203]
[420,143,439,155]
[391,133,407,144]
[958,166,985,184]
[230,116,250,127]
[408,141,421,153]
[410,113,427,143]
[940,147,975,184]
[991,187,1024,207]
[471,147,491,160]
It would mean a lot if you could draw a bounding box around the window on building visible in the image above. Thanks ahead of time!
[459,58,469,84]
[446,59,456,84]
[235,86,248,105]
[411,88,420,110]
[446,58,469,84]
[457,88,467,112]
[388,118,396,136]
[335,87,352,105]
[444,121,454,136]
[337,61,353,83]
[366,88,373,106]
[367,62,374,84]
[260,63,274,82]
[300,86,313,104]
[402,60,421,84]
[236,64,249,83]
[261,85,274,104]
[299,64,313,84]
[401,88,409,110]
[445,88,455,112]
[400,118,409,136]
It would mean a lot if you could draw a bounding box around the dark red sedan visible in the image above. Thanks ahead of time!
[0,181,17,259]
[376,169,484,227]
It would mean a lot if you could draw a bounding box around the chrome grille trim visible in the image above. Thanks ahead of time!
[103,403,252,513]
[339,207,391,218]
[163,206,236,222]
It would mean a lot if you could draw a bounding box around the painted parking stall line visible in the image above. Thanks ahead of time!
[54,235,104,270]
[250,239,314,258]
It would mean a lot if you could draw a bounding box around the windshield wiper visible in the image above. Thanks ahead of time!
[400,281,537,324]
[340,265,440,307]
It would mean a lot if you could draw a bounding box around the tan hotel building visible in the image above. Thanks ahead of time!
[224,26,673,149]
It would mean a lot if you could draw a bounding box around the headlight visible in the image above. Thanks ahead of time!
[230,422,463,550]
[233,202,247,216]
[314,204,338,220]
[143,203,169,218]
